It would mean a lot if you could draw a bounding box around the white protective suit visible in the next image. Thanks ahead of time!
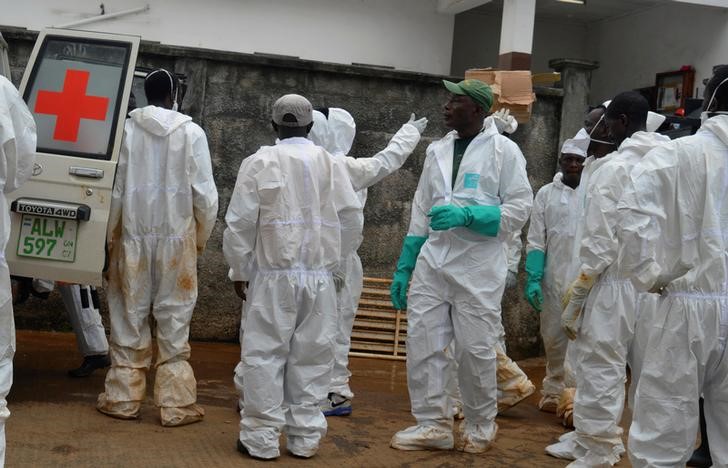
[58,284,108,356]
[553,131,671,467]
[619,115,728,466]
[32,279,108,357]
[526,172,580,401]
[224,137,363,459]
[98,105,218,426]
[446,228,536,418]
[446,118,535,417]
[308,109,422,402]
[0,75,36,466]
[401,123,532,447]
[61,284,107,356]
[232,111,422,409]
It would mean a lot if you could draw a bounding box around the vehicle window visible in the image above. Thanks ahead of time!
[23,36,132,160]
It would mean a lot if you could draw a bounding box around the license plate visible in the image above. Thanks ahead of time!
[17,215,78,262]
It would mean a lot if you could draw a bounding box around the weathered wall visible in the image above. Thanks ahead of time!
[4,27,561,359]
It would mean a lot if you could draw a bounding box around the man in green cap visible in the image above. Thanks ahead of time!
[390,79,533,453]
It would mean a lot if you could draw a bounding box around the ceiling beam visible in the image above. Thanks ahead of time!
[437,0,492,15]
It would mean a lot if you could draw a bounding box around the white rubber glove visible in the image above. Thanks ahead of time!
[561,272,596,340]
[561,301,584,340]
[407,113,428,134]
[505,271,517,289]
[333,270,346,292]
[492,108,518,134]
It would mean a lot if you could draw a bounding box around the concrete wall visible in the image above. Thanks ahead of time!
[4,27,562,359]
[589,3,728,102]
[450,10,589,75]
[1,0,455,76]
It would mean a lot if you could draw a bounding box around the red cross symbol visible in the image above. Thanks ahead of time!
[35,69,109,142]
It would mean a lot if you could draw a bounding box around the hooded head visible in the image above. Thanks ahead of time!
[309,107,356,156]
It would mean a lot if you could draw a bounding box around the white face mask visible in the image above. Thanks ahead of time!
[700,76,728,125]
[587,113,614,146]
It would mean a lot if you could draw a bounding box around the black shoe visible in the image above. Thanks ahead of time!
[67,354,111,378]
[687,446,712,467]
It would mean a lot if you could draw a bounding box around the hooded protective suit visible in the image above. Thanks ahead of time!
[98,105,218,427]
[526,171,581,403]
[447,118,535,417]
[0,75,36,466]
[308,109,422,405]
[224,137,363,459]
[550,131,671,467]
[232,110,422,411]
[393,122,532,451]
[618,115,728,466]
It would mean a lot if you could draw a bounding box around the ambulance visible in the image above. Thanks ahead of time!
[7,28,140,286]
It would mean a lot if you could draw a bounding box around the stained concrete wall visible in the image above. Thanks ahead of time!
[4,27,562,359]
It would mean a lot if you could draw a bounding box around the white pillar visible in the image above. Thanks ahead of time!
[498,0,536,70]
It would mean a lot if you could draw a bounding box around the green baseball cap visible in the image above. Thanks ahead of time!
[443,79,494,112]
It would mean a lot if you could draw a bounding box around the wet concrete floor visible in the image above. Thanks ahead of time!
[7,330,630,467]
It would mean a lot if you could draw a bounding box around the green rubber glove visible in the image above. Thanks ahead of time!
[428,205,468,231]
[390,236,427,310]
[524,250,546,312]
[427,204,501,237]
[464,205,501,237]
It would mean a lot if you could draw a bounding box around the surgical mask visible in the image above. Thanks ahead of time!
[700,76,728,125]
[587,113,614,146]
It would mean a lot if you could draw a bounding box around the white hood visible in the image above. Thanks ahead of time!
[308,108,356,156]
[618,131,671,157]
[702,114,728,148]
[130,105,191,137]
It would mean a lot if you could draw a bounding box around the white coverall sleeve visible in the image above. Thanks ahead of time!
[498,139,533,238]
[406,149,436,238]
[223,157,260,282]
[506,230,522,273]
[617,152,679,291]
[341,123,421,191]
[189,128,219,251]
[107,121,130,243]
[332,160,365,259]
[525,186,548,254]
[0,78,36,193]
[579,165,627,277]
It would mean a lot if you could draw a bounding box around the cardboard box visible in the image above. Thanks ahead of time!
[464,68,536,123]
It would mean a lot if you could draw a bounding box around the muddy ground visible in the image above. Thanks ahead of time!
[6,330,630,467]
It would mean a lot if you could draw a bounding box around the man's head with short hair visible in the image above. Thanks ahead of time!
[144,68,177,109]
[704,65,728,113]
[271,94,314,139]
[604,91,649,147]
